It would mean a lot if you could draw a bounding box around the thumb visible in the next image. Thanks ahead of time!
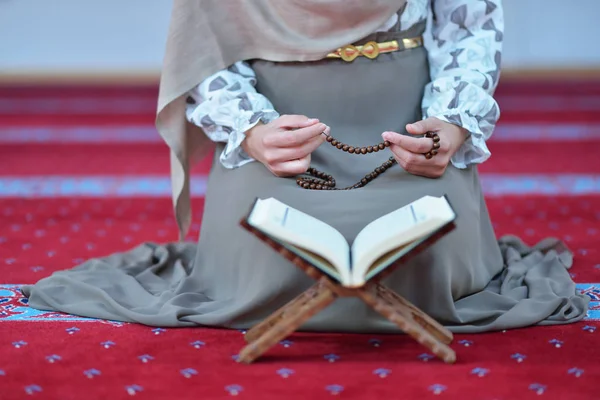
[406,117,441,135]
[277,115,320,129]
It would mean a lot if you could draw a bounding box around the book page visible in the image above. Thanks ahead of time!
[362,222,453,282]
[283,243,342,281]
[247,198,351,283]
[350,196,455,285]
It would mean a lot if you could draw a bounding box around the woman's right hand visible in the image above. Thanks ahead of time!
[242,115,328,177]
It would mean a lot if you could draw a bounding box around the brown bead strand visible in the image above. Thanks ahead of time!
[296,133,395,190]
[424,131,441,160]
[325,135,391,155]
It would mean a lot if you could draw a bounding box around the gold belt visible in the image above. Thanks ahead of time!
[325,37,423,62]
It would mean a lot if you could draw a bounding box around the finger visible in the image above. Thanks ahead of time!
[390,145,446,178]
[389,144,448,177]
[275,115,320,129]
[270,155,311,177]
[405,117,443,135]
[268,134,324,163]
[403,163,446,179]
[269,123,327,148]
[388,144,425,168]
[382,131,433,154]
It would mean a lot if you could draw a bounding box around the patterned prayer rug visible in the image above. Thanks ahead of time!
[0,82,599,399]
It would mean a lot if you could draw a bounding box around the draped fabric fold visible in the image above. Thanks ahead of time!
[155,0,407,238]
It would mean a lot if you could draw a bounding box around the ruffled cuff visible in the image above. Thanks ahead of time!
[431,112,491,169]
[220,109,280,169]
[422,79,500,169]
[185,61,281,169]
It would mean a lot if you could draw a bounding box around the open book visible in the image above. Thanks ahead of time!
[243,195,456,288]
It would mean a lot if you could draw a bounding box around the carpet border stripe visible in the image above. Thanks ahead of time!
[1,124,599,143]
[1,284,599,322]
[1,175,600,197]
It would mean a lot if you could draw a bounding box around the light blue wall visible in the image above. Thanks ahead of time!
[0,0,598,75]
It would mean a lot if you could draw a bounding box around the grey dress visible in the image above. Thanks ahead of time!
[22,23,588,334]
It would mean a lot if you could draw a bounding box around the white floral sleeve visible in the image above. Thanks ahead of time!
[422,0,503,168]
[185,62,279,168]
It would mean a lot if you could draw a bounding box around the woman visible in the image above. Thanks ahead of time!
[23,0,588,333]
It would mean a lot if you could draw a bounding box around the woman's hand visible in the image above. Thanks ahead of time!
[381,117,468,178]
[242,115,328,177]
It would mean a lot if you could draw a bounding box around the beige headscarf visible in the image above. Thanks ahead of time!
[156,0,407,239]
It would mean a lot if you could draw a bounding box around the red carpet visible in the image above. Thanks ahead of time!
[1,81,599,399]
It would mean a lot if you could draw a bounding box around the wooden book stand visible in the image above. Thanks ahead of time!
[237,220,457,364]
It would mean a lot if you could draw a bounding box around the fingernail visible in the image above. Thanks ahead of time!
[307,118,319,123]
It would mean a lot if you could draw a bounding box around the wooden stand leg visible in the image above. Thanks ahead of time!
[358,285,456,364]
[237,280,336,364]
[374,283,453,345]
[244,283,320,343]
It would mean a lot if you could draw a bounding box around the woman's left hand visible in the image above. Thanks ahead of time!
[381,117,468,178]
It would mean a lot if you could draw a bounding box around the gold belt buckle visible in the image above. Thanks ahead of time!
[338,41,381,62]
[361,41,381,59]
[329,37,419,62]
[339,44,359,62]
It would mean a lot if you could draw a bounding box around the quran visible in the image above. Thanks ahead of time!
[244,195,456,287]
[237,195,458,365]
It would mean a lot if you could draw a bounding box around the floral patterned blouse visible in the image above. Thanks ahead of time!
[185,0,503,170]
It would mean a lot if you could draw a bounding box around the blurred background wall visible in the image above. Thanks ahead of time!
[1,0,598,81]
